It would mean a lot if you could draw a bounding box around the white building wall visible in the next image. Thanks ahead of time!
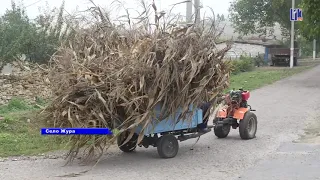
[217,43,265,59]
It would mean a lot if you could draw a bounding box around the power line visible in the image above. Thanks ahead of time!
[25,0,42,8]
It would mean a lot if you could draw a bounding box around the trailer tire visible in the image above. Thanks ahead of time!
[239,112,257,140]
[117,132,138,152]
[157,134,179,158]
[214,123,231,138]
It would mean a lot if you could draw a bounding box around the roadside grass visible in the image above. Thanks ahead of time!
[227,66,313,91]
[0,63,317,157]
[0,98,68,157]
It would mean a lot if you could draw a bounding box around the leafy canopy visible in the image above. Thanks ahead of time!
[299,0,320,40]
[0,1,71,69]
[0,2,35,67]
[229,0,302,36]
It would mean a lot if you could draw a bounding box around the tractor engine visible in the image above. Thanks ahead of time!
[230,90,242,103]
[225,89,250,108]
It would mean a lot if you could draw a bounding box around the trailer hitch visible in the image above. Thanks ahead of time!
[177,126,213,142]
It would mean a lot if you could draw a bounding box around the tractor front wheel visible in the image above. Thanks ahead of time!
[239,112,257,140]
[214,123,231,138]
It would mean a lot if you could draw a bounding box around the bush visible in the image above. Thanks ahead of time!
[231,56,255,75]
[7,98,29,111]
[0,98,35,114]
[253,54,267,67]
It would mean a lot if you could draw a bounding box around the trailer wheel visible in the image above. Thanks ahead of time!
[157,134,179,158]
[117,132,138,152]
[239,112,257,140]
[214,124,231,138]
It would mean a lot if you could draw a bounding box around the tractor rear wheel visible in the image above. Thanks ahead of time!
[239,112,257,140]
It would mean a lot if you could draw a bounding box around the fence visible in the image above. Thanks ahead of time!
[225,52,265,60]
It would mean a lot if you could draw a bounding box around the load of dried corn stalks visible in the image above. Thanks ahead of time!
[42,1,232,164]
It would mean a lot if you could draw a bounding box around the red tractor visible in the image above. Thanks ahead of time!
[213,89,257,139]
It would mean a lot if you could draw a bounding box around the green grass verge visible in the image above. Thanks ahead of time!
[227,66,312,91]
[0,65,315,157]
[0,98,67,157]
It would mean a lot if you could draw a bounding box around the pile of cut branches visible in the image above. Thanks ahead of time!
[42,1,232,164]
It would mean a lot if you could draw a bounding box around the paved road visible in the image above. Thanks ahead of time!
[240,142,320,180]
[1,65,320,180]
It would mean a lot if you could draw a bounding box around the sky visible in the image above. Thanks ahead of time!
[0,0,233,20]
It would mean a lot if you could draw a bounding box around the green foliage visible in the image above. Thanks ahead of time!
[297,37,320,57]
[0,97,66,157]
[0,108,68,157]
[253,54,267,67]
[299,0,320,40]
[0,2,33,67]
[217,14,225,21]
[228,66,311,91]
[281,36,320,57]
[0,98,34,114]
[230,56,255,75]
[229,0,302,36]
[221,14,225,21]
[0,1,71,68]
[7,98,29,111]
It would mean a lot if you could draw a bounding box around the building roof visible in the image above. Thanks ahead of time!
[233,40,283,47]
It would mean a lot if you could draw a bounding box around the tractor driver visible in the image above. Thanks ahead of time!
[198,94,224,132]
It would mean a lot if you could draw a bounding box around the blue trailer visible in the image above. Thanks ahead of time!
[117,89,258,159]
[117,103,209,158]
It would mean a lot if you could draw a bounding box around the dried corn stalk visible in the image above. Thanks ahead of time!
[42,0,232,164]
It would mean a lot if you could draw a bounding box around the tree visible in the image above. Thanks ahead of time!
[0,2,36,68]
[229,0,302,37]
[32,1,69,64]
[220,14,225,21]
[299,0,320,40]
[217,14,225,22]
[0,1,70,70]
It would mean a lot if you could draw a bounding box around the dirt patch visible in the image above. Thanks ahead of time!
[298,127,320,144]
[295,113,320,144]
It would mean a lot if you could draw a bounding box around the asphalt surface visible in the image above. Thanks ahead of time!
[1,65,320,180]
[240,143,320,180]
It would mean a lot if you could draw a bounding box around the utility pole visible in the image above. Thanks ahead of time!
[313,39,316,60]
[186,0,192,23]
[290,0,295,68]
[194,0,200,25]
